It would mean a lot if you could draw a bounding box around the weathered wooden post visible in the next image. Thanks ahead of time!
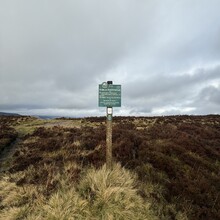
[98,81,121,169]
[106,81,113,169]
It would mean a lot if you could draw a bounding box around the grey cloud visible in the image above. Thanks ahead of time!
[0,1,220,116]
[182,85,220,115]
[123,64,220,115]
[125,65,220,100]
[0,1,154,91]
[196,86,220,106]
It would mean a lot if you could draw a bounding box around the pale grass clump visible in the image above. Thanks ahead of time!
[38,187,90,220]
[0,177,28,207]
[77,163,157,220]
[0,174,46,220]
[0,163,158,220]
[0,206,28,220]
[35,163,157,219]
[0,176,36,220]
[63,161,79,173]
[73,140,81,147]
[79,163,136,191]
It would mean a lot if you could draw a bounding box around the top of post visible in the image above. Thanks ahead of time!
[107,81,113,85]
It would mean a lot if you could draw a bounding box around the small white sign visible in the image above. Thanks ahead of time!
[107,107,113,115]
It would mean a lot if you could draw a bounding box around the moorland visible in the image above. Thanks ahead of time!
[0,115,220,219]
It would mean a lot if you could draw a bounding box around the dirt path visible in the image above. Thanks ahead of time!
[0,138,21,173]
[43,120,81,128]
[0,119,82,173]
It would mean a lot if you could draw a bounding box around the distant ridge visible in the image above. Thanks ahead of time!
[0,112,20,116]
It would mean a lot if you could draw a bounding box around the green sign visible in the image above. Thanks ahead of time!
[99,83,121,107]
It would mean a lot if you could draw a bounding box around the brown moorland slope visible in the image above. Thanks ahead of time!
[0,115,220,219]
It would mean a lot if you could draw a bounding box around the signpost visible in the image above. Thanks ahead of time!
[99,83,121,107]
[99,81,121,169]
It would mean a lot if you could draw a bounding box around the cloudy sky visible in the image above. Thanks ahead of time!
[0,0,220,117]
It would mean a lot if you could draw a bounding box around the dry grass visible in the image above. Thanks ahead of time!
[0,163,158,220]
[77,163,157,219]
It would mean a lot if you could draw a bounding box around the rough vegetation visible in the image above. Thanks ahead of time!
[0,123,18,153]
[0,115,220,219]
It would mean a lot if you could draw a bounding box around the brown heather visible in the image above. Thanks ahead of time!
[0,115,220,219]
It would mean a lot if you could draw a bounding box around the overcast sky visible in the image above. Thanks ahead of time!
[0,0,220,117]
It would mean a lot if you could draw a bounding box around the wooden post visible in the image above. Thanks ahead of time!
[106,107,113,169]
[106,81,113,169]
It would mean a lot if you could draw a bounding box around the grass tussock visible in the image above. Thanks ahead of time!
[77,164,156,219]
[0,163,157,220]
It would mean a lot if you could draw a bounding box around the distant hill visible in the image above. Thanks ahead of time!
[0,112,20,116]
